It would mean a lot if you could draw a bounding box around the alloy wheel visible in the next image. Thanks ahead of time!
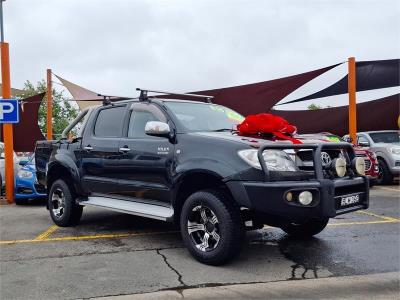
[187,205,220,252]
[51,188,65,219]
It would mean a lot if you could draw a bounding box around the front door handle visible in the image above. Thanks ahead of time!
[119,146,131,153]
[83,145,93,152]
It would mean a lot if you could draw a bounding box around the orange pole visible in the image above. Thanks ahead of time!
[1,42,14,203]
[46,68,52,140]
[348,57,357,144]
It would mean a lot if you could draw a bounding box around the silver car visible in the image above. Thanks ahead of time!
[354,131,400,184]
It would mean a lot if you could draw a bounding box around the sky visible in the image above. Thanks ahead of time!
[2,0,400,110]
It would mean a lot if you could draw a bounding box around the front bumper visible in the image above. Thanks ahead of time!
[226,142,370,224]
[227,176,369,223]
[15,177,46,199]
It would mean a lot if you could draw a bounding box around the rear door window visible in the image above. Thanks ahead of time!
[94,106,126,137]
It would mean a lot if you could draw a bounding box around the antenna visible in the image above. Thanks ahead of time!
[136,88,214,103]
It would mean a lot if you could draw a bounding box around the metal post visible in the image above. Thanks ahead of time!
[46,69,53,140]
[0,0,4,42]
[1,1,14,203]
[348,57,357,144]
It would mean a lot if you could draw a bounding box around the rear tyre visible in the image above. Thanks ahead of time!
[376,159,393,185]
[180,189,244,265]
[281,218,329,238]
[48,179,82,227]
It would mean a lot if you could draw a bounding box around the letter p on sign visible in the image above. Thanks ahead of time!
[0,99,19,123]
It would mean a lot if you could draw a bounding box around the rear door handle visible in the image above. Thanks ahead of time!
[83,145,93,152]
[119,146,131,153]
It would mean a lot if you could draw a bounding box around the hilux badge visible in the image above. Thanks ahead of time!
[157,146,169,155]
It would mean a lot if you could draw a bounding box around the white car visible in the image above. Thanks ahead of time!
[0,142,20,194]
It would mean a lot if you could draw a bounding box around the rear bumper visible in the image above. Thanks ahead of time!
[227,176,369,223]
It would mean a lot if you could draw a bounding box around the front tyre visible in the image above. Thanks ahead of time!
[48,179,82,227]
[180,189,244,265]
[376,159,393,185]
[281,218,329,238]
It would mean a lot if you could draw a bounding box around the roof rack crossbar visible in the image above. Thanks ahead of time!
[136,88,213,103]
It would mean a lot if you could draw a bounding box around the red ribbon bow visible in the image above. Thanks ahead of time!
[237,113,302,144]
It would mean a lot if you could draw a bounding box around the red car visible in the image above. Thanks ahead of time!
[295,133,379,185]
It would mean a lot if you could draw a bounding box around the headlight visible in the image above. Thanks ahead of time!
[238,149,298,171]
[390,147,400,155]
[17,170,33,178]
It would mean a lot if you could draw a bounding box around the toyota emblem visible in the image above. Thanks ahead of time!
[321,152,332,166]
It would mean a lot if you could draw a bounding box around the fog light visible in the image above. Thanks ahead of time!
[333,158,347,177]
[286,192,293,202]
[352,157,366,175]
[298,191,313,205]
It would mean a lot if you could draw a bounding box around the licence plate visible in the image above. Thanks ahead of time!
[338,193,362,208]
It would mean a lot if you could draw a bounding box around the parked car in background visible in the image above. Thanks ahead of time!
[296,133,379,185]
[0,142,21,195]
[14,155,46,204]
[345,130,400,185]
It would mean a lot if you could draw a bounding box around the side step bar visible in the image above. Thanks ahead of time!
[78,196,174,221]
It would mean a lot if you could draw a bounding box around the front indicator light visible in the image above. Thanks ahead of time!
[298,191,313,205]
[352,157,366,175]
[286,192,293,202]
[333,158,347,177]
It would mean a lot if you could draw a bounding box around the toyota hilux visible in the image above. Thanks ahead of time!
[35,91,369,265]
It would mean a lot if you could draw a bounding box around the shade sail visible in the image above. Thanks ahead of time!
[0,93,46,152]
[272,93,400,136]
[187,63,342,116]
[55,75,104,110]
[279,59,400,105]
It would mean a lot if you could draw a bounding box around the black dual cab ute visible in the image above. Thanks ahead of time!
[35,91,369,265]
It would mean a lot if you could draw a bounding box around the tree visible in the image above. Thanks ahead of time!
[307,103,322,110]
[19,80,79,139]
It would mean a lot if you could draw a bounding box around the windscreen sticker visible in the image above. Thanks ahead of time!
[326,136,341,142]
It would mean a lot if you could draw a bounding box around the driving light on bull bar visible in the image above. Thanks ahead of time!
[352,157,366,175]
[332,157,347,177]
[298,191,313,206]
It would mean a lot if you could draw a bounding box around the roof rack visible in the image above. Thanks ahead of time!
[136,88,214,103]
[98,94,132,105]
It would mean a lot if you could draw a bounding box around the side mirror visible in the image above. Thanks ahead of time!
[343,136,353,143]
[145,121,171,137]
[358,141,370,147]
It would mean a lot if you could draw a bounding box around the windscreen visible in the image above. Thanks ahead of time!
[165,102,244,131]
[369,132,400,144]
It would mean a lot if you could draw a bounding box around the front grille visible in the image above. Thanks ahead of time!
[364,159,372,171]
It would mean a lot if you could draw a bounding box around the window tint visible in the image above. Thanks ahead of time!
[128,111,160,138]
[94,106,126,137]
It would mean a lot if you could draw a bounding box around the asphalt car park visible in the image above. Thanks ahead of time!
[0,185,399,299]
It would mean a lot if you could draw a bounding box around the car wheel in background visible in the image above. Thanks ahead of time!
[48,179,83,227]
[376,159,393,185]
[281,218,329,238]
[180,189,244,265]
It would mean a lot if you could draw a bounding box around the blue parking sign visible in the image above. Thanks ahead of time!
[0,99,19,124]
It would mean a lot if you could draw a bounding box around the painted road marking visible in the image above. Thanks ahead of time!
[0,231,180,245]
[34,225,59,240]
[357,210,400,222]
[1,217,399,246]
[374,186,400,193]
